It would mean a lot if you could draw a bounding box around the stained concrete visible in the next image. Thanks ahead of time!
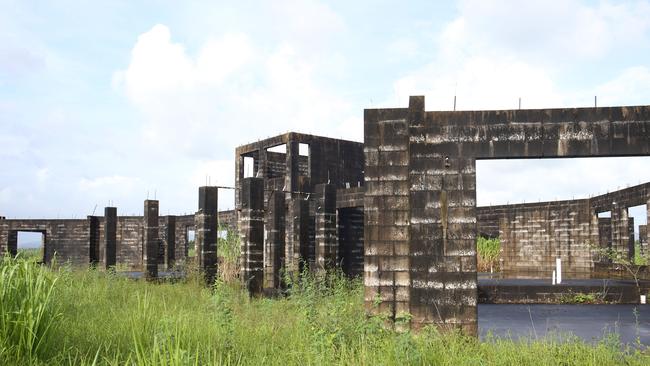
[365,96,650,335]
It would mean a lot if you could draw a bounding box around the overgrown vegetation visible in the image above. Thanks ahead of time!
[634,241,648,266]
[477,236,501,272]
[0,232,648,364]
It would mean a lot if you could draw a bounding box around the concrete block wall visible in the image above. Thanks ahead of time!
[0,219,90,265]
[498,200,598,278]
[264,190,285,292]
[366,96,650,334]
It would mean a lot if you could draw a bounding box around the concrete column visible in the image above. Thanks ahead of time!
[104,207,117,269]
[257,148,267,178]
[285,198,310,277]
[239,177,264,296]
[264,190,285,293]
[165,216,176,269]
[409,96,478,335]
[640,225,648,256]
[646,197,650,255]
[0,218,8,257]
[88,216,100,265]
[611,203,632,260]
[196,186,218,284]
[285,140,299,194]
[8,230,17,256]
[315,183,337,270]
[143,200,159,279]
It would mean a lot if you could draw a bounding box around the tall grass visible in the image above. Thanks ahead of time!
[0,255,648,364]
[477,237,501,272]
[0,256,60,361]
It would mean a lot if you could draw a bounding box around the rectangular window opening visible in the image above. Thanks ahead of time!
[17,231,45,262]
[186,227,196,257]
[243,156,255,178]
[476,156,650,279]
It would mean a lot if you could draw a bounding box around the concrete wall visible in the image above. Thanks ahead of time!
[0,210,232,271]
[365,96,650,334]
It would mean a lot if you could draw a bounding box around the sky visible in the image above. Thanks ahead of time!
[2,0,650,230]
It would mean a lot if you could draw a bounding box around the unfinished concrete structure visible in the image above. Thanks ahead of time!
[477,182,650,278]
[0,199,236,273]
[2,96,650,336]
[364,96,650,334]
[235,133,365,295]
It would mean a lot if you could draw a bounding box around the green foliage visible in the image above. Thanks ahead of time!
[633,241,648,266]
[0,256,60,362]
[16,248,43,263]
[0,256,648,365]
[217,225,240,264]
[477,237,501,272]
[559,292,600,304]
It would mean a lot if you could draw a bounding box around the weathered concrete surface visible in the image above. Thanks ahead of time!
[196,186,218,284]
[239,178,265,295]
[104,207,117,269]
[477,183,650,278]
[315,183,338,270]
[365,96,650,335]
[235,133,365,292]
[143,200,159,279]
[264,190,285,292]
[285,198,310,278]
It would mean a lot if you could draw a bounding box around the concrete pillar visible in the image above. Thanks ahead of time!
[338,207,365,277]
[315,183,337,270]
[257,148,267,178]
[264,190,285,293]
[364,95,477,335]
[640,224,648,256]
[646,197,650,254]
[143,200,159,279]
[196,186,218,284]
[165,216,176,269]
[285,198,310,277]
[8,231,17,256]
[408,96,478,334]
[240,177,264,296]
[88,216,100,265]
[611,203,632,260]
[285,140,299,194]
[104,207,117,269]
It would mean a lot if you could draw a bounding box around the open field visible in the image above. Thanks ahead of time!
[0,257,648,365]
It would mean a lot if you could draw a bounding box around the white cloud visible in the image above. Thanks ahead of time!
[477,157,650,207]
[392,0,650,110]
[79,175,141,191]
[114,24,357,159]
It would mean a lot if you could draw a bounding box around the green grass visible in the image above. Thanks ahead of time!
[16,248,43,263]
[0,256,648,365]
[477,237,501,272]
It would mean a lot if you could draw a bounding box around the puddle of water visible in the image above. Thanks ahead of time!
[479,304,650,345]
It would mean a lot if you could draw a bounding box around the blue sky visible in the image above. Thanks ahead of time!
[2,0,650,229]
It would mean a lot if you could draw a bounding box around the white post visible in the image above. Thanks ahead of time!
[641,295,647,305]
[556,257,562,284]
[552,270,556,285]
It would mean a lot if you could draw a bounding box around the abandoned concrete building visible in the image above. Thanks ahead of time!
[1,96,650,335]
